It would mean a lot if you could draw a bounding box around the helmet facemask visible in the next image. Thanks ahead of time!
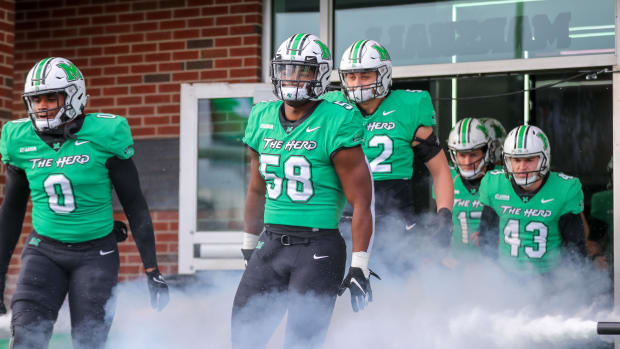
[504,153,548,187]
[340,65,389,103]
[271,61,324,104]
[450,145,489,180]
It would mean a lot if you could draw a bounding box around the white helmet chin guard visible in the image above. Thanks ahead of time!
[271,33,333,102]
[447,118,492,180]
[503,125,551,187]
[339,40,392,103]
[23,57,88,133]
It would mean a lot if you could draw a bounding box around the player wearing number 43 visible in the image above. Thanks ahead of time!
[478,125,586,274]
[0,57,169,349]
[322,40,454,254]
[232,33,375,348]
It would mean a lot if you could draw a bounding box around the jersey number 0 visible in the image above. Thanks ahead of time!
[44,174,76,213]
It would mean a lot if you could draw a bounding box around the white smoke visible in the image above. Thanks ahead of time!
[0,221,614,348]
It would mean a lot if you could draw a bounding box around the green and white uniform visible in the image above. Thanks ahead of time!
[242,100,363,229]
[322,90,435,180]
[451,174,484,257]
[0,113,134,242]
[479,170,584,273]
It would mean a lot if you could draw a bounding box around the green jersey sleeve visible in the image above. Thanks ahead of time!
[109,116,135,160]
[327,107,364,156]
[242,103,264,152]
[560,175,584,215]
[478,172,492,206]
[320,91,348,103]
[0,121,13,165]
[415,90,436,127]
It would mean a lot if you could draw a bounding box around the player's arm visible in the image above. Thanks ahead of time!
[241,149,266,264]
[333,145,376,312]
[333,146,373,253]
[412,126,453,212]
[107,156,169,310]
[559,213,586,258]
[478,205,499,259]
[0,165,30,313]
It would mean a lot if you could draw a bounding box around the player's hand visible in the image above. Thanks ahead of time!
[338,267,380,312]
[146,269,169,311]
[113,220,128,242]
[470,231,480,246]
[241,249,254,267]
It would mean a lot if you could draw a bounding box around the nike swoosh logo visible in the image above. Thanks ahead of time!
[382,110,396,116]
[541,198,554,204]
[306,126,320,132]
[99,250,115,256]
[350,278,366,296]
[75,140,90,146]
[405,223,416,231]
[313,254,329,260]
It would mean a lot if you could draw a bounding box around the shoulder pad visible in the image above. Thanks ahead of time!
[9,118,30,124]
[488,169,505,175]
[330,100,355,111]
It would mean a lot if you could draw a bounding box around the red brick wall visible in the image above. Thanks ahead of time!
[3,0,263,296]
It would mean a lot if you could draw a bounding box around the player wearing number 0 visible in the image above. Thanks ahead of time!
[322,40,453,253]
[231,34,374,348]
[478,125,586,273]
[445,118,495,261]
[0,57,168,349]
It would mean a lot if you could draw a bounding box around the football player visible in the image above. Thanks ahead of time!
[589,158,613,269]
[478,125,586,273]
[479,117,507,166]
[0,57,168,349]
[323,40,453,258]
[446,118,494,261]
[231,34,374,348]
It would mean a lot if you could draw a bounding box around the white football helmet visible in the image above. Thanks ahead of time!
[503,125,551,187]
[271,33,332,102]
[479,118,507,164]
[339,40,392,103]
[447,118,492,179]
[23,57,88,133]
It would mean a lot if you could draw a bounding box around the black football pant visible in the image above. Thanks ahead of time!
[231,228,346,349]
[10,231,119,349]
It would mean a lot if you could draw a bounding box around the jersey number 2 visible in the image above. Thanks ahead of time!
[44,174,76,213]
[368,135,393,173]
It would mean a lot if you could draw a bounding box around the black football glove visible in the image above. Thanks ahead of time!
[338,267,381,312]
[433,207,453,247]
[0,274,6,314]
[146,269,169,311]
[241,249,254,267]
[113,220,128,242]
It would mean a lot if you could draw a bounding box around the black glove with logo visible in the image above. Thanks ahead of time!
[338,267,381,312]
[241,249,254,267]
[113,220,128,242]
[146,269,169,311]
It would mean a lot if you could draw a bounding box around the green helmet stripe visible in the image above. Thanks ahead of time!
[290,33,306,55]
[517,125,527,148]
[351,40,365,63]
[34,57,52,86]
[460,118,470,145]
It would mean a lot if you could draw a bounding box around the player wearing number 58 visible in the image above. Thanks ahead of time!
[0,57,168,349]
[477,125,586,274]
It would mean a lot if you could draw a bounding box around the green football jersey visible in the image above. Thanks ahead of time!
[243,100,364,229]
[451,174,483,256]
[479,170,584,273]
[322,90,436,181]
[0,113,134,243]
